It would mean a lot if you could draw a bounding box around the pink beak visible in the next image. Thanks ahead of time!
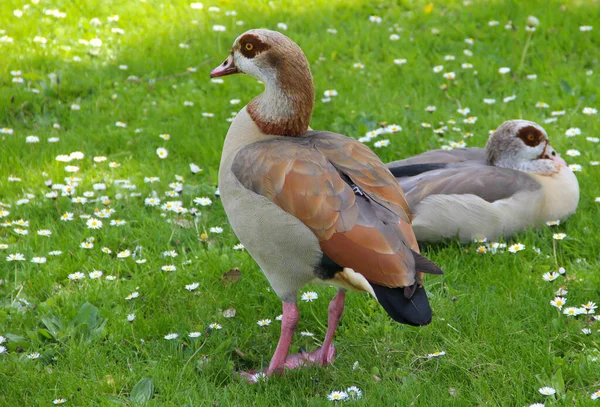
[210,54,239,78]
[542,145,567,166]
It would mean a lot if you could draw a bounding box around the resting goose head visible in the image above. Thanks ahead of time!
[486,120,567,174]
[210,29,314,137]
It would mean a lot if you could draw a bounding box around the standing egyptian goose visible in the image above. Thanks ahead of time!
[387,120,580,242]
[211,29,442,380]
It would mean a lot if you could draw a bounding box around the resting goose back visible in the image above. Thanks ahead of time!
[211,29,443,381]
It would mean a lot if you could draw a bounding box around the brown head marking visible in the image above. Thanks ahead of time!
[517,125,545,147]
[238,33,271,59]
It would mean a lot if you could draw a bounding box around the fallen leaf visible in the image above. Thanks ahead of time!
[222,268,241,282]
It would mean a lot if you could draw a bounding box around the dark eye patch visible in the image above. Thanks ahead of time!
[238,33,270,59]
[517,125,545,147]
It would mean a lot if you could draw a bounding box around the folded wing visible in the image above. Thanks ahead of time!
[231,131,436,288]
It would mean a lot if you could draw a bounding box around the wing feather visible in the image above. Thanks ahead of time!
[231,132,422,288]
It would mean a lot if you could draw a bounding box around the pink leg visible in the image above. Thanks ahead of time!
[237,302,299,383]
[319,289,345,364]
[284,289,346,367]
[237,292,345,382]
[266,302,299,375]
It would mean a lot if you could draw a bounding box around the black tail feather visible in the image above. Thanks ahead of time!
[387,163,448,178]
[412,250,444,275]
[371,283,432,326]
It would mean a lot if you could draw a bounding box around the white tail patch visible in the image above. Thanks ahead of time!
[313,268,376,299]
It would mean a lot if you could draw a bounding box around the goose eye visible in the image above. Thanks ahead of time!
[527,134,535,141]
[245,43,254,51]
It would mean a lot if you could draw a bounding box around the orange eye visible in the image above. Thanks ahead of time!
[527,134,535,141]
[245,43,254,51]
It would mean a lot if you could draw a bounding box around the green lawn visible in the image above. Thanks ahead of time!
[1,0,599,405]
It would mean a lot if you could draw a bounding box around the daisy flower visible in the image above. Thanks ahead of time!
[68,272,86,280]
[346,386,362,400]
[86,218,102,229]
[257,319,271,326]
[125,291,139,300]
[562,307,582,316]
[582,301,597,312]
[117,249,131,258]
[550,297,566,309]
[538,387,556,396]
[7,253,26,261]
[508,243,525,253]
[249,372,267,383]
[301,291,318,302]
[209,323,222,330]
[552,233,566,240]
[555,287,568,296]
[327,391,348,401]
[89,270,103,279]
[443,72,456,80]
[194,197,212,206]
[161,265,176,272]
[542,272,560,282]
[164,333,178,340]
[428,351,446,358]
[565,128,581,137]
[185,282,199,291]
[373,139,390,148]
[156,148,168,159]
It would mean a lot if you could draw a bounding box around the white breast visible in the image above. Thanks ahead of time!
[218,108,323,303]
[530,166,580,222]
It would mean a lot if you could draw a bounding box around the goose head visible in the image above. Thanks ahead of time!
[485,120,567,174]
[210,29,314,136]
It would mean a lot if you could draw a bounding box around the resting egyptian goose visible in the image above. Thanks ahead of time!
[387,120,580,242]
[211,29,443,380]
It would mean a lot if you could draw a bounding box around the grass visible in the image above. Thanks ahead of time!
[0,0,599,405]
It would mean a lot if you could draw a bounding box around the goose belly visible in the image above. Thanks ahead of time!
[218,166,322,303]
[410,192,543,243]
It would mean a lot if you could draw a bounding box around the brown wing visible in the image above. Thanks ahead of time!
[231,133,419,288]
